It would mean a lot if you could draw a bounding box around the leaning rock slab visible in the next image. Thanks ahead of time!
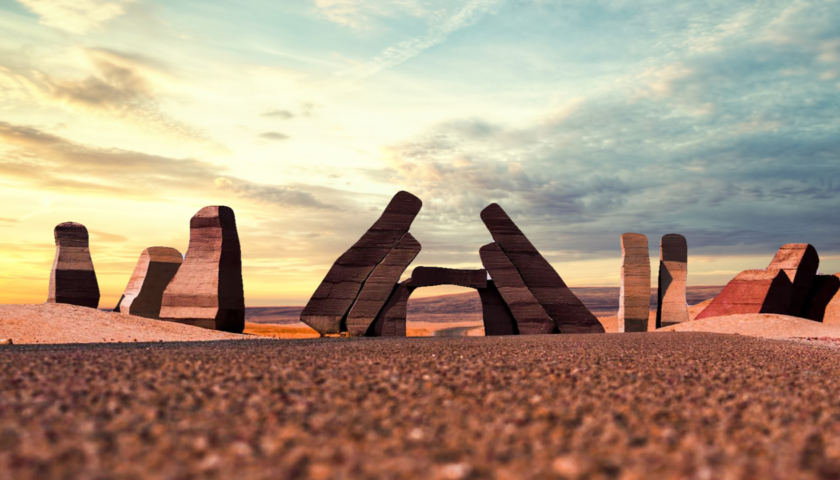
[695,269,793,320]
[159,206,245,333]
[618,233,650,333]
[480,204,603,333]
[480,242,555,335]
[656,234,689,328]
[766,243,819,317]
[346,234,421,336]
[804,274,840,324]
[115,247,183,319]
[48,222,100,308]
[301,191,422,335]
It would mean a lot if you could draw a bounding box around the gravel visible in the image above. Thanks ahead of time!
[2,333,840,478]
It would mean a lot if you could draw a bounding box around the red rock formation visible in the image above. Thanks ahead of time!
[345,234,421,336]
[47,222,100,308]
[115,247,183,319]
[694,269,793,320]
[766,244,819,317]
[411,267,487,289]
[656,234,689,328]
[479,242,556,335]
[159,206,244,333]
[480,204,603,334]
[618,233,650,332]
[804,274,840,324]
[301,191,422,335]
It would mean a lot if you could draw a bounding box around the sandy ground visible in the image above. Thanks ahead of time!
[3,334,840,478]
[659,313,840,339]
[0,304,254,344]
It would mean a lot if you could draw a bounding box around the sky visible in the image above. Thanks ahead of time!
[0,0,839,307]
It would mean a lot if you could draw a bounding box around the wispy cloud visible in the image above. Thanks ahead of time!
[15,0,136,34]
[339,0,505,78]
[258,131,290,141]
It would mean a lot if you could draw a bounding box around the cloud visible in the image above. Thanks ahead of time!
[0,121,335,210]
[261,109,295,119]
[259,131,290,141]
[16,0,136,34]
[339,0,505,78]
[0,48,209,144]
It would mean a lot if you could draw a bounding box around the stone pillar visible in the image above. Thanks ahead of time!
[48,222,100,308]
[656,234,688,328]
[618,233,650,332]
[115,247,182,319]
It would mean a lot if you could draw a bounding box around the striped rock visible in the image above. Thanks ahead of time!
[656,234,689,328]
[766,244,819,317]
[618,233,650,333]
[159,206,245,333]
[115,247,183,319]
[695,269,793,320]
[47,222,100,309]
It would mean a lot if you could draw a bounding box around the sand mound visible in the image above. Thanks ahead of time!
[0,303,256,344]
[658,313,840,339]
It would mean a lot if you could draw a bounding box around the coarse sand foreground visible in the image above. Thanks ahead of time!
[0,304,255,344]
[3,334,840,478]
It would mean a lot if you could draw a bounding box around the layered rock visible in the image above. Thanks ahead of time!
[345,234,421,336]
[804,274,840,324]
[301,191,422,335]
[411,267,487,289]
[618,233,650,332]
[159,206,244,333]
[656,234,689,328]
[480,204,603,333]
[766,244,819,317]
[695,269,793,320]
[48,222,100,308]
[477,281,518,336]
[115,247,183,319]
[479,242,555,334]
[368,280,412,337]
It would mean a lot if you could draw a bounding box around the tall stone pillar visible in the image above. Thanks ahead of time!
[618,233,650,332]
[656,234,688,328]
[48,222,100,308]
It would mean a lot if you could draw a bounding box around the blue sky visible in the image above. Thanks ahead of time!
[0,0,838,305]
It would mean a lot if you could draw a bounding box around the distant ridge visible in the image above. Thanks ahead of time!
[245,286,724,325]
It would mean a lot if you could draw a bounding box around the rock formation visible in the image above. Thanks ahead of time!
[618,233,650,332]
[694,269,793,320]
[345,234,421,336]
[115,247,183,319]
[48,222,100,308]
[479,242,556,334]
[480,203,603,333]
[804,274,840,324]
[656,234,689,328]
[301,191,422,335]
[766,244,819,317]
[159,206,245,333]
[477,281,518,336]
[367,280,412,337]
[411,267,487,289]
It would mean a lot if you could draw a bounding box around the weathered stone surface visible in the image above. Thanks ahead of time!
[368,281,412,337]
[479,242,556,335]
[656,233,689,328]
[478,280,518,336]
[695,269,793,320]
[480,204,603,334]
[48,222,100,308]
[411,267,487,289]
[115,247,183,319]
[618,233,650,333]
[301,191,422,335]
[345,234,421,336]
[766,244,819,317]
[159,206,245,333]
[804,274,840,324]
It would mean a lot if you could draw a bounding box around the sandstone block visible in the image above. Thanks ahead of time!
[159,206,244,333]
[618,233,650,333]
[804,274,840,324]
[368,280,413,337]
[47,222,100,308]
[695,269,793,320]
[479,242,555,335]
[115,247,183,319]
[478,280,518,336]
[657,233,689,328]
[766,244,819,317]
[411,267,487,289]
[301,191,422,335]
[480,204,603,333]
[345,234,421,336]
